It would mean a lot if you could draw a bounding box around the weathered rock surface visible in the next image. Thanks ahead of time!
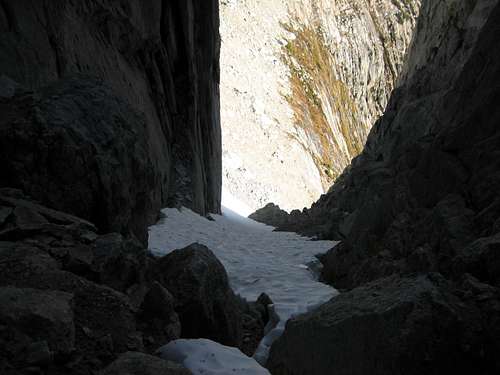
[0,0,221,243]
[267,0,500,373]
[268,274,497,374]
[0,76,158,244]
[0,191,268,373]
[0,287,75,358]
[101,352,191,375]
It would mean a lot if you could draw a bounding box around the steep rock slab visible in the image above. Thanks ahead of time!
[268,274,496,375]
[0,0,221,241]
[281,0,421,187]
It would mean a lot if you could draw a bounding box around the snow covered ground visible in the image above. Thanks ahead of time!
[148,201,338,373]
[157,339,271,375]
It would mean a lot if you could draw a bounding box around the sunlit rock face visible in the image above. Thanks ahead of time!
[220,0,420,214]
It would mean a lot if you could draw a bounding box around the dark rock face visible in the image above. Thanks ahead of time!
[268,1,500,373]
[0,287,75,359]
[268,274,494,375]
[0,76,158,244]
[0,0,221,243]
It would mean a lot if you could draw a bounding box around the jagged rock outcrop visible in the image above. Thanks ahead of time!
[0,0,221,242]
[268,273,497,375]
[268,0,500,373]
[249,203,292,228]
[0,189,270,374]
[221,0,420,212]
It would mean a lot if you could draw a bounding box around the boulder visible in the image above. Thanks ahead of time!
[267,274,496,375]
[0,262,141,362]
[101,351,191,375]
[0,189,147,292]
[0,287,75,358]
[0,194,142,369]
[153,243,243,347]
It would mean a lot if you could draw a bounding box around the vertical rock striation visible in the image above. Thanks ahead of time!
[282,0,421,187]
[0,0,221,242]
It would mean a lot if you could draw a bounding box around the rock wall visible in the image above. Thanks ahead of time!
[0,0,221,243]
[220,0,420,212]
[268,0,500,372]
[282,0,421,187]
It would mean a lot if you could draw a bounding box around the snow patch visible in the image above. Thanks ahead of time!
[157,339,270,375]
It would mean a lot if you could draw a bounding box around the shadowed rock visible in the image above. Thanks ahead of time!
[268,274,493,375]
[152,243,244,347]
